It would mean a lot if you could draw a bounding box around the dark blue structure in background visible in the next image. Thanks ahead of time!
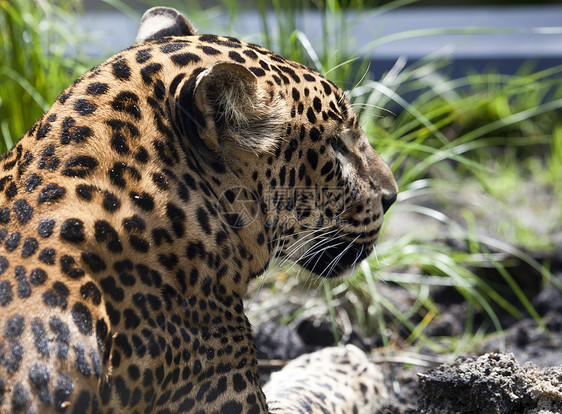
[80,5,562,79]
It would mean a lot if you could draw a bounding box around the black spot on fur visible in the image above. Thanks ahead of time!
[158,253,179,270]
[285,139,299,162]
[321,80,333,95]
[106,119,140,137]
[161,43,187,53]
[310,127,321,142]
[72,302,93,335]
[39,248,56,265]
[38,183,66,203]
[76,184,96,201]
[49,317,70,360]
[21,237,38,258]
[86,82,109,95]
[221,401,243,412]
[5,181,17,198]
[61,155,98,178]
[129,235,150,253]
[94,220,123,253]
[0,281,13,306]
[75,346,93,378]
[152,172,169,190]
[136,48,152,63]
[80,281,102,306]
[0,208,9,224]
[313,97,322,112]
[199,45,221,55]
[112,91,141,119]
[320,160,334,175]
[196,207,211,234]
[307,149,318,170]
[38,219,55,238]
[5,232,20,252]
[171,52,201,66]
[42,281,69,309]
[169,73,185,96]
[60,254,85,279]
[58,92,70,104]
[81,252,107,273]
[292,88,300,101]
[111,132,130,155]
[100,276,124,302]
[4,314,25,338]
[60,218,85,243]
[14,266,30,298]
[29,363,52,405]
[54,374,74,410]
[112,58,131,80]
[109,162,141,188]
[0,256,9,274]
[25,173,42,192]
[102,191,121,212]
[166,202,186,237]
[228,51,245,63]
[31,319,50,356]
[60,117,93,145]
[152,228,173,246]
[11,383,29,409]
[130,191,155,211]
[5,343,23,373]
[13,199,32,223]
[123,309,141,330]
[123,215,146,233]
[249,67,266,77]
[135,147,149,163]
[141,62,163,84]
[74,99,97,116]
[36,123,52,140]
[29,268,47,285]
[243,49,258,59]
[17,151,34,177]
[307,107,317,123]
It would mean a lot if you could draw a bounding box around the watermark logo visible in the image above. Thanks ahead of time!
[217,186,259,229]
[218,186,347,229]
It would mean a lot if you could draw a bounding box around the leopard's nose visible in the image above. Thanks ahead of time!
[382,193,397,214]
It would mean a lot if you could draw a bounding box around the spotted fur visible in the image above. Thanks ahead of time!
[0,7,396,413]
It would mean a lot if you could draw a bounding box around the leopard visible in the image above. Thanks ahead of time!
[0,6,397,414]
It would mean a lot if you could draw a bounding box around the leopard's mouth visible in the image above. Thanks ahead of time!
[297,239,373,278]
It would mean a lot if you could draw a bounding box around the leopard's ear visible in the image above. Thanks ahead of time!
[136,7,196,43]
[194,62,285,155]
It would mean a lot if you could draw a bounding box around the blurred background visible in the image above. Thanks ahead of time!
[1,2,561,404]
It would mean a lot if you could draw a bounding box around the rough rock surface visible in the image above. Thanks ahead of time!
[417,353,562,414]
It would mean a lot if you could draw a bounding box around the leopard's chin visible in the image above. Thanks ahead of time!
[297,240,373,278]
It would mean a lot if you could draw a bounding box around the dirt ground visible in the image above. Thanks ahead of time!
[254,268,562,413]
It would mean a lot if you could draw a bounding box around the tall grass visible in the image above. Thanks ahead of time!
[0,0,92,152]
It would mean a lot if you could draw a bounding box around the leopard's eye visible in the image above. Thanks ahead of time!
[331,135,349,155]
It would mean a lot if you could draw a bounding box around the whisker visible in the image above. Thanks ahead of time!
[319,233,361,278]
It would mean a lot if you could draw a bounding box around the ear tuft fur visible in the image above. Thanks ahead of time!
[194,62,286,154]
[136,7,196,43]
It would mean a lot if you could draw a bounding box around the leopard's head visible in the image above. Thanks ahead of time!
[139,7,398,278]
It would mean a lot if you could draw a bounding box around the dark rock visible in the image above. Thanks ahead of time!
[254,322,307,360]
[296,319,338,347]
[417,353,562,414]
